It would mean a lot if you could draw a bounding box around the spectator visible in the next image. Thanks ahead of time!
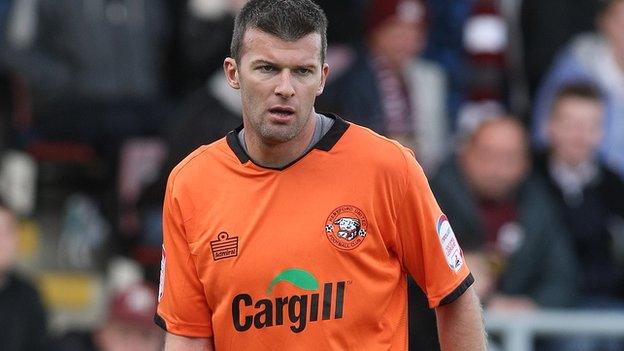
[534,82,624,351]
[532,0,624,179]
[537,83,624,299]
[55,282,162,351]
[318,0,449,172]
[0,201,47,351]
[430,116,577,309]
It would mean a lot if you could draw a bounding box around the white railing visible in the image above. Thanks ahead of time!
[485,310,624,351]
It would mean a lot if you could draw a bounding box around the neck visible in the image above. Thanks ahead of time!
[550,152,592,169]
[245,112,318,168]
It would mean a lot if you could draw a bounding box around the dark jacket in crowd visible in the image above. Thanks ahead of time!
[318,47,385,133]
[534,154,624,300]
[0,272,47,351]
[430,157,578,307]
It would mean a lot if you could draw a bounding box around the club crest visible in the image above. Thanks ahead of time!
[325,205,368,250]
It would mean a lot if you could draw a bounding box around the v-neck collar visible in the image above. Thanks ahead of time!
[225,113,349,171]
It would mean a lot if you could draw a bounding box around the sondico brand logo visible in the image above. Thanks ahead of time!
[232,268,346,333]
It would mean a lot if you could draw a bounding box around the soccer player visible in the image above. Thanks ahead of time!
[155,0,486,350]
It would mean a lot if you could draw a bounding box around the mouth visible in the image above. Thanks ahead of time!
[268,106,296,121]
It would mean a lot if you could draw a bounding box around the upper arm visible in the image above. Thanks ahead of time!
[393,151,473,307]
[164,333,214,351]
[156,173,213,337]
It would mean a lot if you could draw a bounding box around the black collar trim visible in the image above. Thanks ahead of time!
[225,113,349,170]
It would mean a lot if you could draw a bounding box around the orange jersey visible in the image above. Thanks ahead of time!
[155,115,472,350]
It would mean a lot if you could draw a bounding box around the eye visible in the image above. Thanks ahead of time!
[295,68,312,75]
[258,65,275,73]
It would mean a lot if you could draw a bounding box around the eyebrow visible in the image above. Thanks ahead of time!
[250,59,318,70]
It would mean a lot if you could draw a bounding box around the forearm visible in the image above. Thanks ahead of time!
[164,333,214,351]
[435,287,487,351]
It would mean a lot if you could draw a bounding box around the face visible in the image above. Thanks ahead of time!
[96,322,163,351]
[224,29,329,147]
[601,1,624,56]
[548,97,604,166]
[461,120,529,201]
[370,19,426,69]
[0,209,17,274]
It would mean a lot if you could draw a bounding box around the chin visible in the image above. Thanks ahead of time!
[260,129,298,144]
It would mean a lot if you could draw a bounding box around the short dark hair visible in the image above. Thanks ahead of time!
[230,0,328,63]
[598,0,624,16]
[552,82,604,111]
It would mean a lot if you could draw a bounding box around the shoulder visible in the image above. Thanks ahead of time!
[339,122,424,187]
[598,165,624,204]
[2,273,43,304]
[342,122,415,165]
[167,138,232,190]
[599,165,624,186]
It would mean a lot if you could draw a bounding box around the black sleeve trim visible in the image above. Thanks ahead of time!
[154,313,168,331]
[439,273,474,306]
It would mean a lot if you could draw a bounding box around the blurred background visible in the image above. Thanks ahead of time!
[0,0,622,350]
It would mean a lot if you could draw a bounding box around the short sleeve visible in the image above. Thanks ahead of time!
[394,150,473,308]
[155,172,213,337]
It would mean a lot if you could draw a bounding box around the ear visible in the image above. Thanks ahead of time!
[224,57,241,90]
[316,63,330,96]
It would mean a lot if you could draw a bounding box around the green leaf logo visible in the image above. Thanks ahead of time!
[266,268,319,294]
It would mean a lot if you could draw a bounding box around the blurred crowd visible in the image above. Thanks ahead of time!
[0,0,622,350]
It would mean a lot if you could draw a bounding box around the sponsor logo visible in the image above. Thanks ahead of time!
[211,232,238,261]
[231,268,346,333]
[324,205,368,250]
[436,214,463,272]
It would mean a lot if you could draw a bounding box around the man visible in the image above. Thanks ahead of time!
[430,116,577,310]
[536,83,624,306]
[55,282,163,351]
[534,82,624,351]
[155,1,486,350]
[0,201,47,351]
[319,0,449,172]
[532,0,624,179]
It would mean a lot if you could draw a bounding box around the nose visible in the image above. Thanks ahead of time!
[274,70,295,99]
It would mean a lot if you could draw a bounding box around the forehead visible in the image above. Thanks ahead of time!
[554,97,603,119]
[240,28,322,65]
[472,121,526,149]
[556,96,603,109]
